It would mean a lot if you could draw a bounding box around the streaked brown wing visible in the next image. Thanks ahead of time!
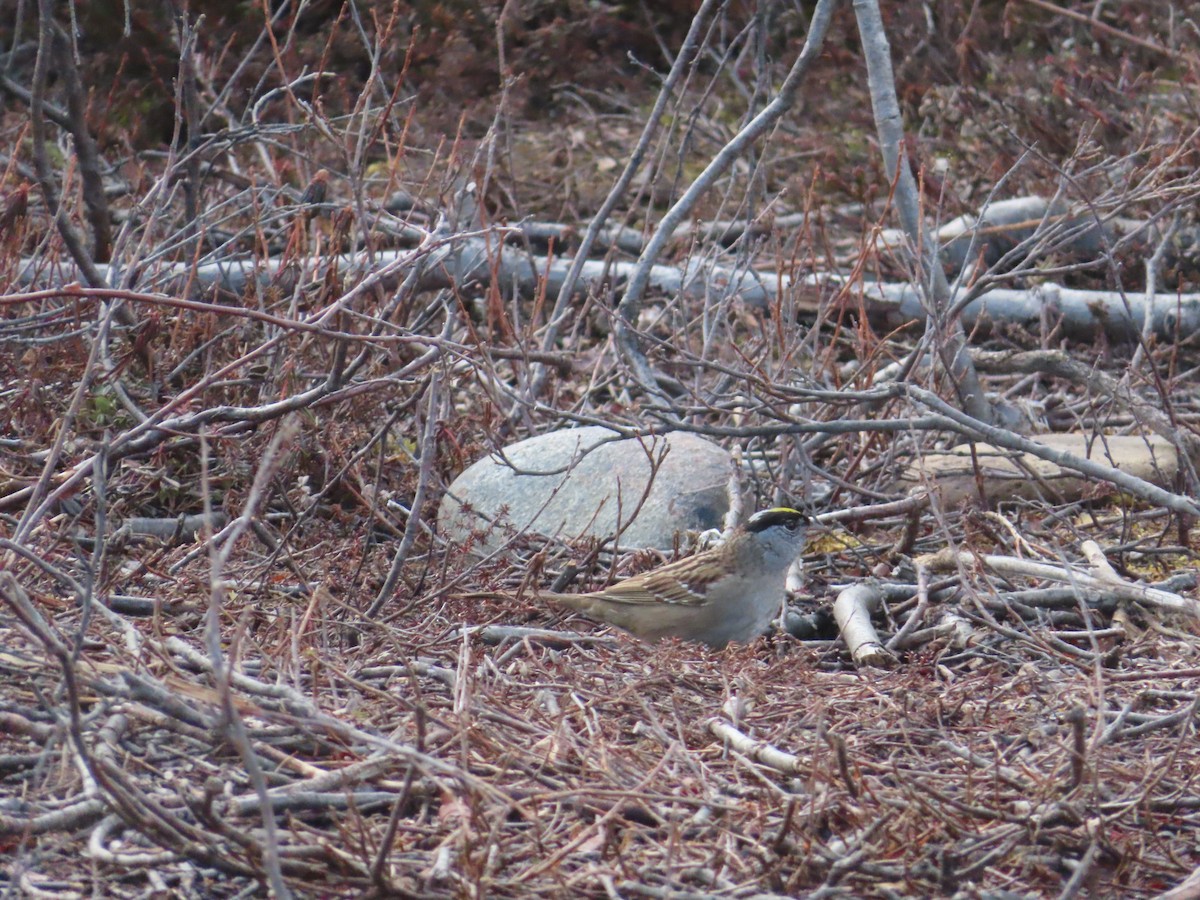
[599,568,709,607]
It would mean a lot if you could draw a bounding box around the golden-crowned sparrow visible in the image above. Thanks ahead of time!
[541,507,808,648]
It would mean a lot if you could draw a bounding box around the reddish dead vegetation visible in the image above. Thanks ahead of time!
[5,553,1200,896]
[3,1,1200,897]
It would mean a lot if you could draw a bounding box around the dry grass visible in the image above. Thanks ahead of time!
[5,543,1200,896]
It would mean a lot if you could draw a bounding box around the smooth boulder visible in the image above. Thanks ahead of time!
[438,427,733,555]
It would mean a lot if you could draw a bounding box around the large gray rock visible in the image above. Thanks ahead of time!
[438,427,733,555]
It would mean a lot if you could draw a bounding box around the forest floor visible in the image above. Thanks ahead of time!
[3,2,1200,897]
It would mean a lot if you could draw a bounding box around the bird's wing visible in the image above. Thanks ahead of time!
[594,569,710,607]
